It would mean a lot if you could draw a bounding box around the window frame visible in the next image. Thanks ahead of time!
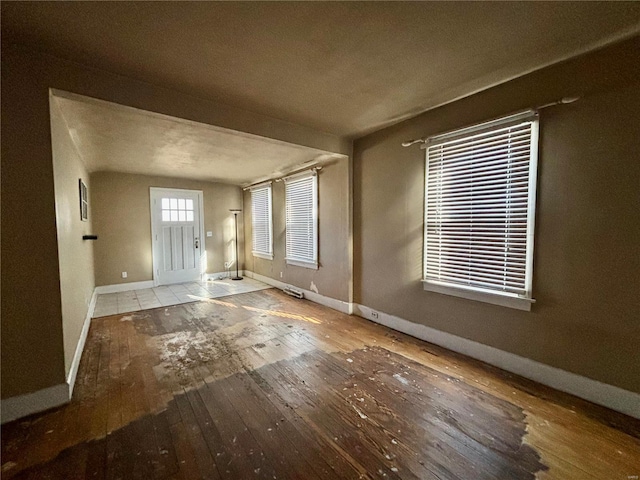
[160,196,195,223]
[422,110,539,311]
[79,179,88,221]
[250,182,274,261]
[284,172,318,270]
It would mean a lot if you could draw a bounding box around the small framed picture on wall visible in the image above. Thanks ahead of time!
[79,179,88,221]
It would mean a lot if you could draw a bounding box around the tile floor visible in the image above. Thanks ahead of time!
[92,277,272,317]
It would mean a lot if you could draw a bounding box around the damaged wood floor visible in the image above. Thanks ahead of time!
[2,289,639,479]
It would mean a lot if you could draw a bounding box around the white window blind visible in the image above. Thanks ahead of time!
[424,111,539,306]
[251,184,273,260]
[79,179,88,221]
[285,174,318,269]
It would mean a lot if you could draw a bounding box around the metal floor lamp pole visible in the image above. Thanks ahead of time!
[230,209,243,280]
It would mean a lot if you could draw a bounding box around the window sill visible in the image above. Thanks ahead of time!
[286,258,318,270]
[422,280,534,311]
[252,252,273,261]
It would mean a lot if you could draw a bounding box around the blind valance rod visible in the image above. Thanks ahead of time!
[243,180,272,192]
[275,166,322,183]
[243,166,322,190]
[401,96,579,148]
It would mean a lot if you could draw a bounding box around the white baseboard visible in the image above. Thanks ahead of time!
[1,383,70,425]
[95,280,155,294]
[67,288,97,396]
[2,288,100,424]
[353,304,640,419]
[97,275,254,291]
[244,270,352,314]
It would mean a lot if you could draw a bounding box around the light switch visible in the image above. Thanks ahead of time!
[206,231,213,237]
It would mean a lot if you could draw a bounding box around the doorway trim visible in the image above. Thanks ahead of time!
[149,187,206,286]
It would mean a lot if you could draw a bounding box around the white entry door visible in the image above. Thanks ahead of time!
[150,188,204,286]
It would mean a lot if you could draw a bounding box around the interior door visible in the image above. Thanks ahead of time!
[150,188,204,286]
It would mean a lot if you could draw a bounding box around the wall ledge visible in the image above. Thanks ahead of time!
[353,303,640,419]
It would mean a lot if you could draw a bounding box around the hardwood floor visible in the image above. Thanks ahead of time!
[2,288,639,479]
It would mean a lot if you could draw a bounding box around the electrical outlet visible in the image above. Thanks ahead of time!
[280,272,283,278]
[121,272,128,279]
[371,310,379,319]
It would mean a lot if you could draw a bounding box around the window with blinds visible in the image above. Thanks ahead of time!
[251,184,273,260]
[285,174,318,269]
[423,111,539,309]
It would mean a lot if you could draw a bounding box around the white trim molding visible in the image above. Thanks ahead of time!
[354,304,640,419]
[244,271,352,314]
[67,289,97,395]
[285,259,318,270]
[94,280,155,294]
[423,281,534,311]
[2,287,100,424]
[1,383,70,425]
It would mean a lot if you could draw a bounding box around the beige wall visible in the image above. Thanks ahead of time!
[91,172,243,286]
[2,50,67,398]
[353,37,640,393]
[50,96,96,376]
[0,43,348,400]
[243,160,350,302]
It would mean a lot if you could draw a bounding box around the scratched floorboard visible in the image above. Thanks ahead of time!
[2,289,640,479]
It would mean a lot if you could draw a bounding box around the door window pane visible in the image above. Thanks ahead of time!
[161,196,197,223]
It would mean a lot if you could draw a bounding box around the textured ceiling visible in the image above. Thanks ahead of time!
[4,2,640,138]
[52,91,343,186]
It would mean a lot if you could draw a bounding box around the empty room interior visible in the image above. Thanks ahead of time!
[2,2,640,479]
